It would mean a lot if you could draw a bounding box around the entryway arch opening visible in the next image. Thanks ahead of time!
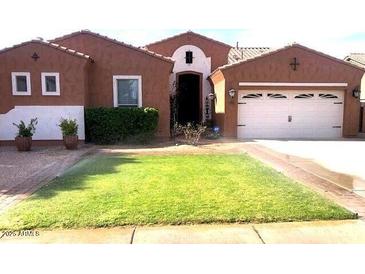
[175,72,202,124]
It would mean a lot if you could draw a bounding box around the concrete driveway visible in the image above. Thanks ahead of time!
[254,139,365,196]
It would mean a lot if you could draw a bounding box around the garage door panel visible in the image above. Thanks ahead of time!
[237,90,344,139]
[238,127,289,139]
[292,115,342,125]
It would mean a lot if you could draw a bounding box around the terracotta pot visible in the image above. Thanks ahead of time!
[15,136,32,152]
[63,135,78,150]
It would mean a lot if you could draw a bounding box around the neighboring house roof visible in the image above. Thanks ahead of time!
[228,47,273,64]
[344,53,365,68]
[213,42,365,74]
[0,39,92,61]
[50,30,174,64]
[145,30,232,49]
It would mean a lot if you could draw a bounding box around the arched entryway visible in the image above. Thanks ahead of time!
[176,72,202,124]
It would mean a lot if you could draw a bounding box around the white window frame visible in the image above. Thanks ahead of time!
[11,72,31,96]
[113,75,142,107]
[41,72,60,96]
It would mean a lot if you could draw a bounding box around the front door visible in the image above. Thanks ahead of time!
[176,73,201,124]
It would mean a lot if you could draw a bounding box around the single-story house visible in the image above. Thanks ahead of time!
[0,30,364,145]
[0,31,174,145]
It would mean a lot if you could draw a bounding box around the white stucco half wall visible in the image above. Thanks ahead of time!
[170,45,212,120]
[0,106,85,140]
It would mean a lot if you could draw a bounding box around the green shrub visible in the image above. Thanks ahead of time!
[58,118,78,136]
[13,118,38,137]
[85,107,159,144]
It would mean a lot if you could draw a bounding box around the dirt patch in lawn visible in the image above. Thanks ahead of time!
[97,138,249,156]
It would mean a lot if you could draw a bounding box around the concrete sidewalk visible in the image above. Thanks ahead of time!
[1,220,365,244]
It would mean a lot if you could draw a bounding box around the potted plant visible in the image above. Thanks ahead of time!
[12,118,38,151]
[58,118,79,150]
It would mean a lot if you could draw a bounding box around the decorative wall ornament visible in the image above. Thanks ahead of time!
[31,52,40,61]
[290,57,300,71]
[205,97,211,121]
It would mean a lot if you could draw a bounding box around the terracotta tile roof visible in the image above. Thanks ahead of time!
[213,42,365,74]
[228,47,273,64]
[344,53,365,68]
[0,39,92,61]
[51,30,174,64]
[145,30,232,49]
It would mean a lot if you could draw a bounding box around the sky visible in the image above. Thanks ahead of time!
[1,0,365,58]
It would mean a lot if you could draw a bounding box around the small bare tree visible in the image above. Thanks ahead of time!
[176,122,206,145]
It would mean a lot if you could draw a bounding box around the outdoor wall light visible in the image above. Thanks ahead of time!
[352,87,361,99]
[228,88,236,98]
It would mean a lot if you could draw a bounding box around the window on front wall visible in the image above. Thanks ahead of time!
[41,73,60,96]
[113,75,142,107]
[185,51,193,64]
[12,72,31,95]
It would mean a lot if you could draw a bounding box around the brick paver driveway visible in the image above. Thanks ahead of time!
[0,145,94,212]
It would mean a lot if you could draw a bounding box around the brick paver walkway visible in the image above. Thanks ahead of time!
[0,146,95,213]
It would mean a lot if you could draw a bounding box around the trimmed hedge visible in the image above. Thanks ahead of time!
[85,107,159,144]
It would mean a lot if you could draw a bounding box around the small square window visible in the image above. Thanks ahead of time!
[41,73,60,96]
[185,51,193,64]
[11,72,31,95]
[16,76,28,92]
[45,76,57,92]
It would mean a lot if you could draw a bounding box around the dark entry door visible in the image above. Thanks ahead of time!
[177,73,200,124]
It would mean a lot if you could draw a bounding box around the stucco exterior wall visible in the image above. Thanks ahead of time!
[211,45,365,137]
[361,75,365,101]
[0,42,89,142]
[210,71,226,114]
[0,43,89,115]
[146,32,231,71]
[209,70,226,133]
[170,44,212,121]
[0,106,85,140]
[52,33,174,136]
[146,32,231,124]
[362,109,365,132]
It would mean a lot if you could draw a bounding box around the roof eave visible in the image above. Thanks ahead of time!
[145,30,232,49]
[0,40,92,61]
[217,43,365,73]
[50,30,174,65]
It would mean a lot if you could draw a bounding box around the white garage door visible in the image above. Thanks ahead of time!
[237,90,344,139]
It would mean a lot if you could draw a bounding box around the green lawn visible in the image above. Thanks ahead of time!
[0,154,355,230]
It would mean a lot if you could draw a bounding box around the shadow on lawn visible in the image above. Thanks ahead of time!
[28,153,141,200]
